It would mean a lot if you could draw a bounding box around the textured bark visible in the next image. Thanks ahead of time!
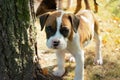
[0,0,36,80]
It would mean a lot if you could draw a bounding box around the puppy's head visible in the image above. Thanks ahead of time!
[39,11,79,49]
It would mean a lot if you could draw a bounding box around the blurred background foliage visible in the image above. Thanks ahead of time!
[106,0,120,19]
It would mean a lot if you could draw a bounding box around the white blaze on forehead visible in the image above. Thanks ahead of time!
[56,10,65,31]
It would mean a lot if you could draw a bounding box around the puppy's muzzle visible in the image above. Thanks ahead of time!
[53,40,60,47]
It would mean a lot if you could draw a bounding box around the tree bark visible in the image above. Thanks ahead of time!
[0,0,36,80]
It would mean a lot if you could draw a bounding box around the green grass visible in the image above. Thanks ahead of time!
[106,0,120,18]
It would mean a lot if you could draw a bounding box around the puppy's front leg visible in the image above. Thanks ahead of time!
[94,33,103,65]
[72,50,84,80]
[53,50,65,77]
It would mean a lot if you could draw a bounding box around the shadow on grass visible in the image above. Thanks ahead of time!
[84,50,120,80]
[33,49,120,80]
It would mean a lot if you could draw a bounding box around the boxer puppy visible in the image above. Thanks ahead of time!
[39,10,103,80]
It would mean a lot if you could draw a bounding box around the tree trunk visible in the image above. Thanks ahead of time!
[0,0,36,80]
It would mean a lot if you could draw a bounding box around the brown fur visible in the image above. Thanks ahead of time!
[36,0,56,16]
[36,0,99,16]
[94,0,98,13]
[62,14,73,41]
[76,10,99,48]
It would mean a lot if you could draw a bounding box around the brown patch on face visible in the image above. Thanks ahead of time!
[45,11,62,28]
[62,14,73,41]
[44,11,63,39]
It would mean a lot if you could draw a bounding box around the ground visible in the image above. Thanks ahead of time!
[34,0,120,80]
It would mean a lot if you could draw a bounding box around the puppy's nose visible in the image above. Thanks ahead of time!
[53,40,60,47]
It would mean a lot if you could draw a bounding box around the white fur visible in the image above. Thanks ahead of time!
[80,15,89,23]
[53,32,84,80]
[52,11,67,76]
[53,50,65,76]
[67,33,84,80]
[46,32,68,49]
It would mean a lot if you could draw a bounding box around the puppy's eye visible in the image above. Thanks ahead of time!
[60,27,69,37]
[45,26,56,39]
[45,26,51,33]
[45,26,54,33]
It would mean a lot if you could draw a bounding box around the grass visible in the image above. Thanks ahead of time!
[105,0,120,18]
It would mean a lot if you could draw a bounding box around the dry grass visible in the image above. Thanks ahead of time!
[34,0,120,80]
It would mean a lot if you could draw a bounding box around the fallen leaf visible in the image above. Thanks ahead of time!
[115,39,120,44]
[42,68,48,75]
[102,36,107,44]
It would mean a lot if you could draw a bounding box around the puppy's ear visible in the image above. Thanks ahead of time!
[68,14,79,33]
[39,13,50,31]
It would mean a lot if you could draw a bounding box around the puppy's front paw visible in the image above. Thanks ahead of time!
[69,56,75,62]
[53,68,65,77]
[94,58,103,65]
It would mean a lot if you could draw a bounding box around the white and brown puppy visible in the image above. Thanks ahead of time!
[39,10,103,80]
